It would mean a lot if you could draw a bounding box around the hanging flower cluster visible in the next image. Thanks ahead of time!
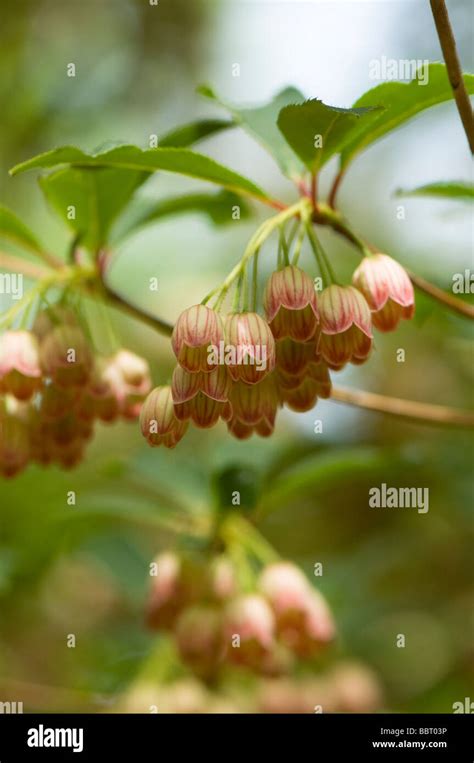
[0,308,151,477]
[146,552,335,680]
[140,250,414,448]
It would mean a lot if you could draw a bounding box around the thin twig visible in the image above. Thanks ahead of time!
[331,385,474,428]
[430,0,474,152]
[328,168,345,209]
[100,282,174,337]
[407,268,474,319]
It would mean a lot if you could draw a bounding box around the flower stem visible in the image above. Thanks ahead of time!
[331,385,474,428]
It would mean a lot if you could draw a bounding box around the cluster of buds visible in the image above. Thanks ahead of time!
[140,254,414,447]
[0,308,151,477]
[146,553,335,680]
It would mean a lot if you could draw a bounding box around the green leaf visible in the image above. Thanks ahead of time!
[39,167,148,252]
[0,204,43,253]
[159,118,234,148]
[199,84,307,178]
[341,64,474,169]
[395,181,474,201]
[277,99,380,173]
[111,189,251,243]
[10,145,270,202]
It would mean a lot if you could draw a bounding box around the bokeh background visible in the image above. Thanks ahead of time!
[0,0,473,713]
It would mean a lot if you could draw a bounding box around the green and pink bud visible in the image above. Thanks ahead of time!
[264,266,319,342]
[40,326,93,388]
[223,594,276,670]
[259,562,335,658]
[0,331,42,400]
[224,313,275,384]
[352,253,415,332]
[140,386,188,448]
[318,285,372,368]
[172,305,224,373]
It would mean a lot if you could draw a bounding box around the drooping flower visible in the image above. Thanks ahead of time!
[105,350,151,419]
[223,594,276,670]
[172,305,224,373]
[0,331,42,400]
[172,365,232,428]
[40,326,93,388]
[140,386,188,448]
[318,285,372,368]
[264,266,319,342]
[352,253,415,332]
[226,374,279,438]
[259,562,335,658]
[224,312,275,384]
[32,306,78,342]
[275,337,317,376]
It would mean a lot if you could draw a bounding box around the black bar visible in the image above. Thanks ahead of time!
[0,712,472,760]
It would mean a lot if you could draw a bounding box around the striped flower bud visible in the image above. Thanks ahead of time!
[223,594,276,670]
[140,386,188,448]
[224,313,275,384]
[172,305,224,373]
[172,365,232,428]
[175,606,225,678]
[281,377,320,412]
[264,266,319,342]
[275,338,316,376]
[259,562,335,658]
[0,331,42,400]
[227,416,275,440]
[352,253,415,332]
[228,376,278,427]
[40,326,93,388]
[0,409,30,477]
[318,285,372,368]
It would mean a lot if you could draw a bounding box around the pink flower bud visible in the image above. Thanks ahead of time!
[105,351,152,420]
[264,266,319,342]
[140,386,188,448]
[172,305,224,373]
[318,285,372,368]
[0,331,42,400]
[259,562,335,658]
[40,326,93,388]
[223,594,276,670]
[224,313,275,384]
[352,254,415,332]
[175,606,225,677]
